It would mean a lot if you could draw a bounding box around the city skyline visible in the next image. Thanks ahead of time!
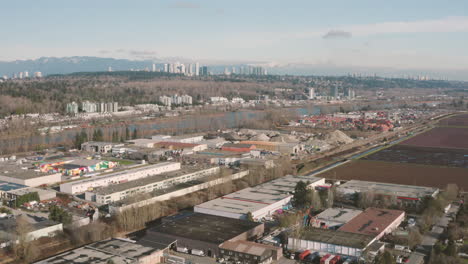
[1,0,468,74]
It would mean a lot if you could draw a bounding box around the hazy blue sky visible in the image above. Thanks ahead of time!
[2,0,468,71]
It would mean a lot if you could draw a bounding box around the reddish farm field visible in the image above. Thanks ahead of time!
[400,127,468,150]
[438,114,468,127]
[362,145,468,168]
[320,160,468,190]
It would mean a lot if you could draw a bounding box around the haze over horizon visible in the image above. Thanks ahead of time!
[2,0,468,76]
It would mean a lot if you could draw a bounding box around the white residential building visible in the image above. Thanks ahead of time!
[181,94,193,105]
[159,95,172,107]
[66,102,79,114]
[195,62,200,76]
[82,101,98,113]
[231,97,245,104]
[210,97,229,104]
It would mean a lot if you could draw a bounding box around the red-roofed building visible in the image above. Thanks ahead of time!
[221,144,256,153]
[338,208,405,240]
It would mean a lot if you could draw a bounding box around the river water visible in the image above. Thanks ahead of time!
[0,103,395,154]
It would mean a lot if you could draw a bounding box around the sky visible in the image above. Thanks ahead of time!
[2,0,468,72]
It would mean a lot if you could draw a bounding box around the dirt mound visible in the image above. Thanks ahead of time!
[251,133,270,141]
[323,130,354,145]
[270,134,300,143]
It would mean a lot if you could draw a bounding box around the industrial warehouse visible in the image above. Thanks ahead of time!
[140,213,265,258]
[0,160,62,187]
[288,207,404,260]
[336,180,439,202]
[85,165,220,204]
[338,208,405,240]
[310,208,363,229]
[108,169,249,214]
[194,175,325,220]
[59,162,181,194]
[287,228,376,258]
[35,238,166,264]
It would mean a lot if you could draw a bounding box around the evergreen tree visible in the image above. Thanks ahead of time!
[246,212,254,222]
[132,128,138,139]
[125,126,130,140]
[293,181,309,208]
[48,205,72,224]
[375,251,396,264]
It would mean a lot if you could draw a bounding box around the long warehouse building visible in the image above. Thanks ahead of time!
[85,166,220,204]
[336,180,439,202]
[60,162,181,194]
[195,175,325,221]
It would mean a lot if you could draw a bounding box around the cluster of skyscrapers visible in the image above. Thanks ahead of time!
[2,71,42,80]
[133,62,268,77]
[159,94,193,107]
[66,101,119,115]
[329,87,355,100]
[223,65,268,76]
[159,62,209,77]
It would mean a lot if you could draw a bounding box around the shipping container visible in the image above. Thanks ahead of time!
[320,254,331,264]
[324,255,335,264]
[176,247,189,253]
[191,249,205,256]
[299,249,311,260]
[329,255,341,264]
[305,252,319,262]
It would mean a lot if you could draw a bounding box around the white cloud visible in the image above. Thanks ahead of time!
[322,30,352,39]
[296,16,468,38]
[345,16,468,36]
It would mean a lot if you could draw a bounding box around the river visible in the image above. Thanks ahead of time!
[0,102,396,154]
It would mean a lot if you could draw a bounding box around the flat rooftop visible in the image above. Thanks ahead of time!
[337,180,439,199]
[195,175,323,215]
[0,216,60,236]
[43,159,106,171]
[292,227,374,249]
[0,180,27,192]
[195,150,243,158]
[66,162,178,186]
[338,208,405,237]
[0,162,58,180]
[315,208,363,225]
[93,165,217,195]
[147,213,263,245]
[35,238,159,264]
[7,187,56,197]
[127,138,159,145]
[154,141,201,148]
[83,141,119,147]
[220,240,278,257]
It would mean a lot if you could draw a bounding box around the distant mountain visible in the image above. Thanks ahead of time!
[0,56,156,76]
[0,56,466,81]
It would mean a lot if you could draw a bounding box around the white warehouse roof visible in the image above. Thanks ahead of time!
[195,175,325,219]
